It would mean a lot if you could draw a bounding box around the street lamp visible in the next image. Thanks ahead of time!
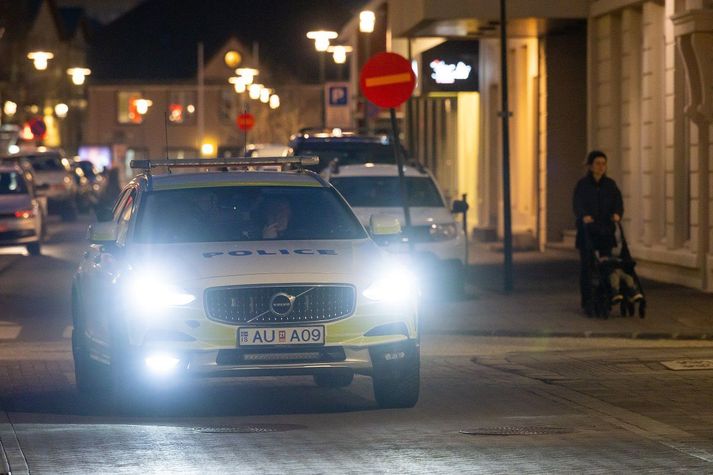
[307,30,338,128]
[236,68,259,85]
[224,50,242,68]
[27,51,54,70]
[328,45,352,64]
[229,76,247,93]
[67,67,91,85]
[248,83,263,100]
[3,101,17,117]
[54,103,69,118]
[306,30,338,52]
[359,11,375,33]
[259,88,272,104]
[269,94,280,109]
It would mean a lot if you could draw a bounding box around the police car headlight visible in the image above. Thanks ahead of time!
[363,267,418,302]
[127,274,195,310]
[429,223,458,241]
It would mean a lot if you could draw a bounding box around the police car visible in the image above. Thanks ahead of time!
[71,157,419,408]
[324,162,468,293]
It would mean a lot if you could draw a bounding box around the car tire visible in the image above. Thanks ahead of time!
[372,346,420,409]
[313,370,354,388]
[61,200,78,222]
[72,329,109,394]
[26,241,41,256]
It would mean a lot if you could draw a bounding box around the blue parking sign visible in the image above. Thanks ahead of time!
[329,86,348,106]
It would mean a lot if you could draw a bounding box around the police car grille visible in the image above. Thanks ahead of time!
[205,285,356,324]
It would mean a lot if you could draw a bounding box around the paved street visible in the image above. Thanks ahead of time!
[1,217,713,473]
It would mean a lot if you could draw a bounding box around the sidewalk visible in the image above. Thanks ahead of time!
[420,242,713,339]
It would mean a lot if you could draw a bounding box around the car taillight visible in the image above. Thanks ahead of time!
[14,210,34,219]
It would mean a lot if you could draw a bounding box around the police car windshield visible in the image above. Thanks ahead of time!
[134,185,367,243]
[0,172,28,195]
[293,142,400,172]
[331,176,444,208]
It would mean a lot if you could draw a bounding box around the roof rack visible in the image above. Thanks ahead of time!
[130,156,319,172]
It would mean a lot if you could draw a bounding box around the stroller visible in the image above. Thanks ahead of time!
[583,222,646,319]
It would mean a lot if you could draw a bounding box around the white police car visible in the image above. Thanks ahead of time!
[324,163,468,292]
[71,157,419,408]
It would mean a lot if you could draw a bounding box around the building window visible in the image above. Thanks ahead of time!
[117,91,145,124]
[168,91,197,124]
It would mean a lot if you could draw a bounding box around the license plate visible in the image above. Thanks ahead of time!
[238,326,325,346]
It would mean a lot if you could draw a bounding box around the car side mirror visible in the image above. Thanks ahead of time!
[451,199,469,214]
[370,213,402,236]
[87,222,118,245]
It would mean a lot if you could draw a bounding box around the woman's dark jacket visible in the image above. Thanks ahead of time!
[572,172,623,250]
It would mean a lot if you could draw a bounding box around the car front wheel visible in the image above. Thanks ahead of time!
[371,343,420,409]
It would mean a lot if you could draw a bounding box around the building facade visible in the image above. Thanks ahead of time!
[341,0,713,291]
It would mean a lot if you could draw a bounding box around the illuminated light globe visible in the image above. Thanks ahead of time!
[3,101,17,117]
[27,51,54,70]
[229,76,247,93]
[54,103,69,118]
[328,45,352,64]
[236,68,259,85]
[67,68,91,85]
[224,50,242,68]
[359,10,376,33]
[260,88,272,103]
[307,30,338,52]
[269,94,280,109]
[248,83,263,100]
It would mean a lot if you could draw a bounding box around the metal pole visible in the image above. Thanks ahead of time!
[319,53,326,128]
[500,0,514,292]
[197,42,204,153]
[363,34,371,133]
[390,108,412,251]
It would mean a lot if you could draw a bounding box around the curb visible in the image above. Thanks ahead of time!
[0,411,27,475]
[428,330,713,340]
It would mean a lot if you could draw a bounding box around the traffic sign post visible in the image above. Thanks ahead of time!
[237,111,255,156]
[360,52,416,245]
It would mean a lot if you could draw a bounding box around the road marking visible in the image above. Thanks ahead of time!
[364,72,411,87]
[0,322,20,340]
[63,326,73,339]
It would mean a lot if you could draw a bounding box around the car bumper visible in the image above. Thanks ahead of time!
[0,218,39,245]
[99,299,419,378]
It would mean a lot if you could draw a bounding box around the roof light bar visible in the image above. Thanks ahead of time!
[130,156,319,170]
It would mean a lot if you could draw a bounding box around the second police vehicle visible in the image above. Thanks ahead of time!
[72,157,420,408]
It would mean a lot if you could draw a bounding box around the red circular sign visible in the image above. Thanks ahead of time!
[28,117,47,139]
[236,113,255,131]
[359,52,415,108]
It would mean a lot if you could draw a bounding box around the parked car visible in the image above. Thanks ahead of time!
[0,162,46,255]
[324,162,468,293]
[288,129,406,173]
[13,150,78,221]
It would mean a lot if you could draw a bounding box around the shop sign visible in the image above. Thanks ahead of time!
[421,40,479,93]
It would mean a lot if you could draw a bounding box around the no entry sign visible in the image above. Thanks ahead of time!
[236,113,255,131]
[359,52,415,109]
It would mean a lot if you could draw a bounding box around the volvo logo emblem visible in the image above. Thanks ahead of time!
[269,292,296,316]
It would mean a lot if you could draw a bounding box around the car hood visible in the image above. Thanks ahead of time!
[127,239,386,282]
[351,206,454,227]
[0,195,32,213]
